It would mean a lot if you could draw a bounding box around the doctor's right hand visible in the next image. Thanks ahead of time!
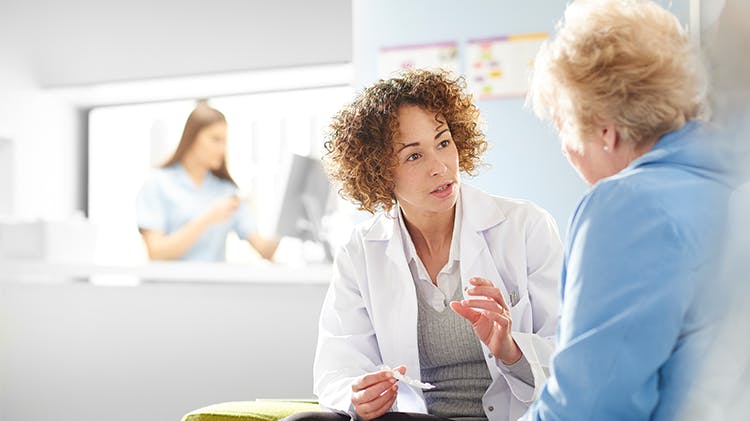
[351,365,405,421]
[201,196,240,225]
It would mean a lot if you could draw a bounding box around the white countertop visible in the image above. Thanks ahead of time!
[0,259,333,285]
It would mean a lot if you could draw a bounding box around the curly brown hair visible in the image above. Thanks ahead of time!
[324,69,488,213]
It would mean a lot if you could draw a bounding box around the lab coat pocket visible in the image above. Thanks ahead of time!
[509,292,532,331]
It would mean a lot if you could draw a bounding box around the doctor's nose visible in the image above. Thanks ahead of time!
[430,157,448,177]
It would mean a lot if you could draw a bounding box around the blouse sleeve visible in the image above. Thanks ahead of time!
[136,175,167,232]
[232,201,257,240]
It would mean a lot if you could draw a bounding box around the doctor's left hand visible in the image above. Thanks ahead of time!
[450,277,522,365]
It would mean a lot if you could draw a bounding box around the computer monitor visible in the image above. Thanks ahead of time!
[273,154,334,261]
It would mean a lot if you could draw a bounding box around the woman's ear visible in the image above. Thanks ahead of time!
[601,122,618,152]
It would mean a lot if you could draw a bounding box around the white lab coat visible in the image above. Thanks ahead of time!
[314,184,562,421]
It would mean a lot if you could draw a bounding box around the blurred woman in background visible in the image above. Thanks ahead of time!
[136,102,278,261]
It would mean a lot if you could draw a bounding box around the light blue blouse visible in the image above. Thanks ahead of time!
[524,121,734,420]
[136,164,255,261]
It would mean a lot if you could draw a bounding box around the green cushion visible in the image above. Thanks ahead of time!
[181,400,324,421]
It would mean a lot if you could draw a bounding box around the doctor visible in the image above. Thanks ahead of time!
[287,70,562,421]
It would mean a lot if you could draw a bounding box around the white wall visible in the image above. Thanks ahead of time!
[0,281,328,421]
[0,61,82,220]
[4,0,352,87]
[0,138,14,215]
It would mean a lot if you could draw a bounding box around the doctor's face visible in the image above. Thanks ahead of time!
[392,105,460,219]
[189,121,228,171]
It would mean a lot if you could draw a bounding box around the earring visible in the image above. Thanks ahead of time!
[603,145,610,151]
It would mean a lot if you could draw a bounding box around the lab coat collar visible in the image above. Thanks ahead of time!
[363,183,507,262]
[459,183,507,232]
[458,184,507,278]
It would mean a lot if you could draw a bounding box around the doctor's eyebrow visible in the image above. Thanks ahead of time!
[396,142,420,152]
[396,130,450,152]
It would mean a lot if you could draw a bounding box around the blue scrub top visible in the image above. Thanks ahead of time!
[136,164,255,261]
[525,121,734,420]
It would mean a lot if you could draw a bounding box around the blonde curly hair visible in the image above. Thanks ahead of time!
[528,0,707,150]
[324,69,488,213]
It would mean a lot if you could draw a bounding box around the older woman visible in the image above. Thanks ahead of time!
[287,70,562,421]
[524,0,734,419]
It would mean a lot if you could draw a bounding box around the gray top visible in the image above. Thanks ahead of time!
[417,285,491,420]
[504,353,533,387]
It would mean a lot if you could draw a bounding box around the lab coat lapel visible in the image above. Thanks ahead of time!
[366,208,421,383]
[459,185,510,302]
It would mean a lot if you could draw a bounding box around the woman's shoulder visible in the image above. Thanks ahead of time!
[569,176,669,242]
[582,174,663,218]
[137,167,183,206]
[329,211,391,268]
[350,210,393,239]
[140,166,175,191]
[144,165,180,183]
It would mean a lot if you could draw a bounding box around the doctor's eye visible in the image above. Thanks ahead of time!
[406,152,422,162]
[437,140,451,149]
